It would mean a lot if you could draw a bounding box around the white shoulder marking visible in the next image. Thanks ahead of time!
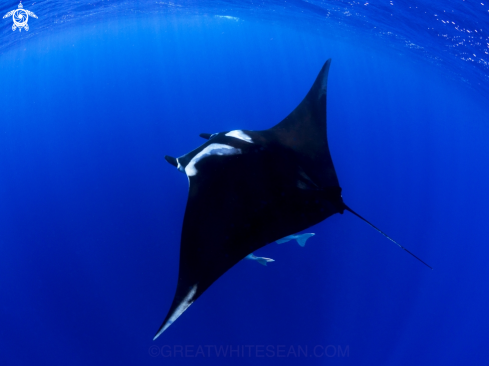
[225,130,253,144]
[185,143,241,177]
[176,158,185,173]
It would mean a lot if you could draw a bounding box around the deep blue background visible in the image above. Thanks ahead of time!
[1,11,488,366]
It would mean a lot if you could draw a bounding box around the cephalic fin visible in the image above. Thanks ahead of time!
[164,155,178,168]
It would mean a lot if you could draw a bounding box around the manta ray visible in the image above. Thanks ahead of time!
[155,59,431,340]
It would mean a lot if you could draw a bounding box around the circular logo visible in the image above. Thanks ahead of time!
[13,9,28,28]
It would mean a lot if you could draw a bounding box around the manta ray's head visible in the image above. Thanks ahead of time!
[164,130,257,178]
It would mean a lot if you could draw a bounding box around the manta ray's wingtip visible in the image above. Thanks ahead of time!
[153,284,198,340]
[319,58,332,92]
[153,319,169,340]
[321,58,332,77]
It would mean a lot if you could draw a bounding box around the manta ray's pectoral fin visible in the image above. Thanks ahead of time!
[153,284,198,340]
[164,155,178,168]
[269,59,338,188]
[199,133,213,140]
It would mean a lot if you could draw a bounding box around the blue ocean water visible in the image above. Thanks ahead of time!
[0,1,488,365]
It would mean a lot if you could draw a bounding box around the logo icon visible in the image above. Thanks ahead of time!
[3,2,38,32]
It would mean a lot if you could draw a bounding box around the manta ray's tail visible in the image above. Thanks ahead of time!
[343,205,433,269]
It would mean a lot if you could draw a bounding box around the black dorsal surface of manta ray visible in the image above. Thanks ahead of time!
[155,59,431,340]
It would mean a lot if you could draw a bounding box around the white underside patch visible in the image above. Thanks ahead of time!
[153,284,198,340]
[185,143,242,177]
[225,130,253,144]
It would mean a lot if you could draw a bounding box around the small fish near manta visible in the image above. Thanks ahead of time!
[245,253,275,266]
[245,233,316,265]
[156,59,432,340]
[276,233,315,247]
